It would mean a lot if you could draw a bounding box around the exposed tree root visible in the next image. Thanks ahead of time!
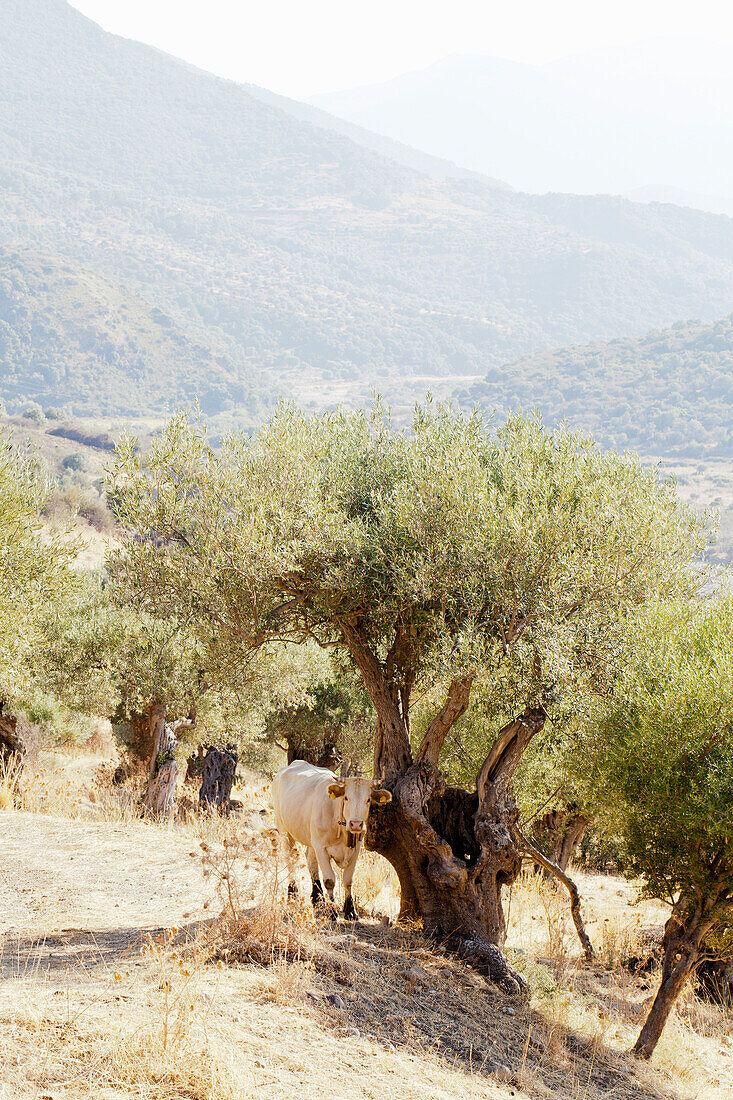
[443,933,528,995]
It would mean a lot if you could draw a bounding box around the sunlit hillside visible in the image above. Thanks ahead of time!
[4,0,733,421]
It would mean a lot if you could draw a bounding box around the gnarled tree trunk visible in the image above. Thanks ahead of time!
[0,711,24,768]
[532,808,589,872]
[142,705,179,819]
[199,746,238,813]
[375,713,544,988]
[0,710,25,800]
[342,620,547,991]
[633,898,718,1059]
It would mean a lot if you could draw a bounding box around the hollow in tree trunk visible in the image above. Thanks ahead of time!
[633,898,718,1059]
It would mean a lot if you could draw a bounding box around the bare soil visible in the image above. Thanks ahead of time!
[1,776,732,1100]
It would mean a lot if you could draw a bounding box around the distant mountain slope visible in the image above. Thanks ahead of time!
[627,186,733,220]
[3,2,733,418]
[243,84,510,188]
[310,42,733,205]
[0,249,258,415]
[1,0,421,203]
[465,315,733,459]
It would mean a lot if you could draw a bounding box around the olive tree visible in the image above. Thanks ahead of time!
[39,572,200,743]
[263,656,375,770]
[54,578,324,802]
[0,435,77,763]
[111,404,703,987]
[586,596,733,1059]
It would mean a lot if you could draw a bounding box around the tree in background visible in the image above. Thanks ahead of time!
[263,655,375,771]
[39,573,202,756]
[111,404,703,988]
[586,596,733,1058]
[0,434,77,766]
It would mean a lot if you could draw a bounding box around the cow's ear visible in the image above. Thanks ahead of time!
[328,782,345,799]
[371,788,392,805]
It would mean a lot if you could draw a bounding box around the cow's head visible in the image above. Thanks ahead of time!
[328,776,392,836]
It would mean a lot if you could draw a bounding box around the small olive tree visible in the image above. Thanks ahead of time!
[586,596,733,1058]
[110,404,703,987]
[0,435,77,763]
[39,573,203,755]
[263,656,375,769]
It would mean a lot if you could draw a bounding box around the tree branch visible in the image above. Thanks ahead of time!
[338,619,412,780]
[416,673,475,766]
[171,716,197,734]
[476,708,546,804]
[512,822,595,961]
[249,593,310,646]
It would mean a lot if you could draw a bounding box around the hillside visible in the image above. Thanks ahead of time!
[243,83,511,187]
[2,756,731,1100]
[465,314,733,461]
[310,41,733,204]
[4,2,733,416]
[0,248,260,416]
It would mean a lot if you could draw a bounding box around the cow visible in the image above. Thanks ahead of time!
[271,759,392,920]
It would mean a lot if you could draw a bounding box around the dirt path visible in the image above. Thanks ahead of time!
[0,809,523,1100]
[1,811,211,940]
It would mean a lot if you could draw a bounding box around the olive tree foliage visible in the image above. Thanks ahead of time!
[40,569,269,763]
[0,436,77,708]
[0,434,83,766]
[585,595,733,1058]
[262,654,376,770]
[39,571,206,757]
[110,404,704,960]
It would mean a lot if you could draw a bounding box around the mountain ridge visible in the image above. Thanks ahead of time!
[3,1,733,420]
[309,42,733,204]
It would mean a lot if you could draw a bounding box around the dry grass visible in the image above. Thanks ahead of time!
[3,757,733,1099]
[503,868,733,1098]
[0,756,22,811]
[3,1011,235,1100]
[189,825,733,1099]
[2,748,265,849]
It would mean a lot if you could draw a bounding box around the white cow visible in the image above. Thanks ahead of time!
[271,759,392,919]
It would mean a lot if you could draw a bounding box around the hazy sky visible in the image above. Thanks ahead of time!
[69,0,733,99]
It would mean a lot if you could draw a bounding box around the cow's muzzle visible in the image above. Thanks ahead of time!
[345,822,364,849]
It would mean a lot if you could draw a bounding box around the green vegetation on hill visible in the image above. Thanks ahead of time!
[4,0,733,417]
[0,248,267,416]
[466,315,733,460]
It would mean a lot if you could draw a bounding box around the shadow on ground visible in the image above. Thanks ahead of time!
[1,915,683,1100]
[0,919,210,978]
[301,920,679,1100]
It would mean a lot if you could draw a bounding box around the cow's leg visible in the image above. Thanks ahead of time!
[284,834,299,899]
[341,844,361,921]
[306,846,323,907]
[312,843,337,918]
